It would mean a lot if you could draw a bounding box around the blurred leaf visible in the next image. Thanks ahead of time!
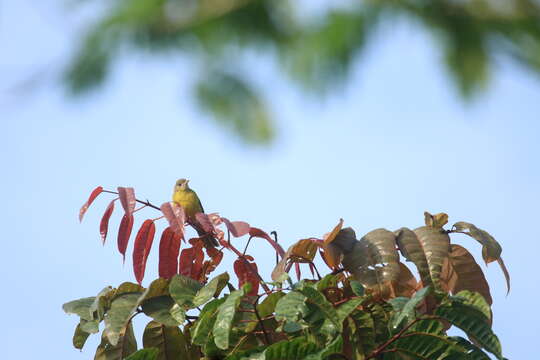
[195,70,273,144]
[221,218,250,237]
[424,211,449,228]
[275,290,308,324]
[391,286,431,329]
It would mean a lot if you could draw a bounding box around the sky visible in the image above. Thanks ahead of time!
[1,1,539,359]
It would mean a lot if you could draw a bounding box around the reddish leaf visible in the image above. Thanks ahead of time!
[159,227,182,279]
[133,220,156,284]
[99,199,116,244]
[249,227,285,258]
[117,214,134,261]
[207,247,224,267]
[222,218,250,238]
[179,243,204,280]
[195,213,215,233]
[79,186,103,222]
[208,213,223,226]
[161,202,185,237]
[234,256,260,296]
[294,263,301,281]
[117,187,136,215]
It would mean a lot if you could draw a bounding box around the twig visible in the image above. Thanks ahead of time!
[271,231,279,266]
[242,236,253,256]
[254,295,270,345]
[102,190,162,211]
[366,317,423,359]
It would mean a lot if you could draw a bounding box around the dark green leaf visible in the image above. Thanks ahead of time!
[125,348,159,360]
[142,321,188,360]
[141,296,180,327]
[275,291,308,324]
[169,275,202,309]
[73,323,90,350]
[95,323,137,360]
[391,286,431,329]
[104,293,141,346]
[192,298,225,345]
[193,272,229,307]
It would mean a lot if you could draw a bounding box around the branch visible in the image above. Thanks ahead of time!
[102,189,162,211]
[366,317,423,359]
[254,295,270,345]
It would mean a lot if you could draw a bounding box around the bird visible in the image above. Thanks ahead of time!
[172,179,219,247]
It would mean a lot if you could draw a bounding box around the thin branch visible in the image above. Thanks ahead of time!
[366,317,423,359]
[271,231,279,266]
[102,189,162,211]
[242,236,253,256]
[254,295,270,345]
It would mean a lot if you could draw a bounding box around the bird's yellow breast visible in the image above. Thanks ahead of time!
[173,189,203,218]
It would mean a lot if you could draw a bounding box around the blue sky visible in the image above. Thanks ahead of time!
[1,1,539,359]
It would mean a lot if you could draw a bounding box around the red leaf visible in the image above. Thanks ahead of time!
[161,202,185,237]
[79,186,103,222]
[117,214,134,261]
[294,263,301,281]
[179,243,204,280]
[194,213,215,233]
[117,187,136,215]
[159,227,182,279]
[249,227,285,258]
[222,218,250,237]
[234,256,260,296]
[208,213,223,226]
[132,220,156,284]
[99,199,116,244]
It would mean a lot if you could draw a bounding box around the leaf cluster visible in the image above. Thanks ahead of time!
[65,0,540,143]
[67,187,510,359]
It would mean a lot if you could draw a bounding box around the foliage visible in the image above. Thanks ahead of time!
[65,0,540,144]
[66,186,510,359]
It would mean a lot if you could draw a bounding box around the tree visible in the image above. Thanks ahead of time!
[64,0,540,144]
[64,186,510,359]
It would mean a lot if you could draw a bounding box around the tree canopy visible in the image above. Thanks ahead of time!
[65,0,540,144]
[64,185,511,359]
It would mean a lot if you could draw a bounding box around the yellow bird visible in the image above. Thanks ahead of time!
[173,179,218,247]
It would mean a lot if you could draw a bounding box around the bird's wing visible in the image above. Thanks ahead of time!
[196,194,205,213]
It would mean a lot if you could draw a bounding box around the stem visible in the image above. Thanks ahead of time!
[242,236,253,256]
[308,261,322,280]
[271,231,279,266]
[366,317,423,359]
[254,295,270,345]
[102,190,161,211]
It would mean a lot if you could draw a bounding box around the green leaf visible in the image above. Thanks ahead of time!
[63,297,95,321]
[387,330,466,359]
[436,302,502,359]
[298,287,340,329]
[213,287,246,350]
[80,319,99,334]
[350,280,365,296]
[305,335,343,360]
[391,286,431,329]
[350,310,376,355]
[395,227,432,287]
[104,293,141,346]
[169,275,202,309]
[411,226,451,291]
[341,228,401,296]
[261,336,341,360]
[142,321,188,360]
[453,290,491,321]
[275,290,308,323]
[450,336,491,360]
[195,70,273,144]
[72,323,90,350]
[452,221,510,294]
[258,292,285,318]
[316,274,338,291]
[193,272,229,307]
[141,296,180,327]
[95,322,137,360]
[192,298,225,345]
[125,348,159,360]
[91,286,114,321]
